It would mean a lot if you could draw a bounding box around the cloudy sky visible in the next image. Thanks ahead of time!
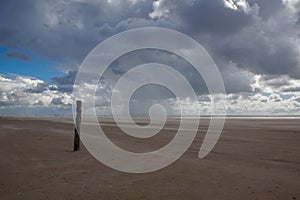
[0,0,299,116]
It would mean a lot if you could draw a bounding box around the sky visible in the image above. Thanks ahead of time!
[0,0,299,116]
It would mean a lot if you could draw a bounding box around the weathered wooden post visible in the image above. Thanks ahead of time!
[73,100,82,151]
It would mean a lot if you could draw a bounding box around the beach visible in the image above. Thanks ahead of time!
[0,117,300,200]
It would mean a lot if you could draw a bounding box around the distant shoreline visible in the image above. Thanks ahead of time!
[1,115,300,120]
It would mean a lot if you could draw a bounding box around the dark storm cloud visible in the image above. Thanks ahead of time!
[51,70,77,93]
[155,0,256,35]
[6,51,31,61]
[50,69,107,93]
[0,0,299,94]
[152,0,300,79]
[248,0,282,19]
[52,70,77,85]
[0,0,154,65]
[214,27,300,78]
[106,49,209,96]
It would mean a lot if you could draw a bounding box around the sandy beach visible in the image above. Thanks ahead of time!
[0,117,300,200]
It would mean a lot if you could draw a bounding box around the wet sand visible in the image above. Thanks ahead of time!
[0,117,300,200]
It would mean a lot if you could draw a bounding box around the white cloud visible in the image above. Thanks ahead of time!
[224,0,249,13]
[282,0,300,13]
[149,0,170,19]
[251,74,300,93]
[1,73,300,116]
[0,74,72,112]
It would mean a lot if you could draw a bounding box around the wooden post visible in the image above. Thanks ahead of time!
[73,100,82,151]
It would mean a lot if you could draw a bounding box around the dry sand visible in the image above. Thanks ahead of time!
[0,117,300,200]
